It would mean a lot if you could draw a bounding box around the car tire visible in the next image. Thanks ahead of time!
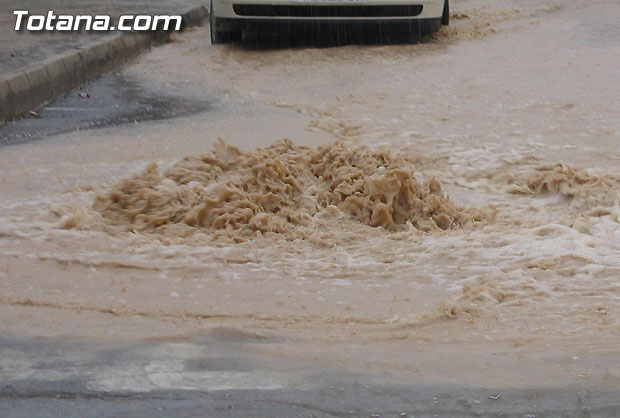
[441,0,450,26]
[420,19,442,36]
[210,1,233,44]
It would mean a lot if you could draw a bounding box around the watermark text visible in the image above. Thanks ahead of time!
[14,10,182,32]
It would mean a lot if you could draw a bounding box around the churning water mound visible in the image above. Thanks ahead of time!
[435,5,564,40]
[71,139,486,241]
[508,163,620,209]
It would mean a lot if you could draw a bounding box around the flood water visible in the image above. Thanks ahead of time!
[1,0,619,390]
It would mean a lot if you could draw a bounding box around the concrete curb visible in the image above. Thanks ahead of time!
[0,5,209,123]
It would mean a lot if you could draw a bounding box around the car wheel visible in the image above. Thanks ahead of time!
[420,19,442,36]
[210,1,232,44]
[441,0,450,26]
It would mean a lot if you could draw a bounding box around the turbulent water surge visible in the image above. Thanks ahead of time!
[67,139,489,241]
[1,0,620,388]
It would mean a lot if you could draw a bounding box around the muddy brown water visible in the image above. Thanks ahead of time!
[1,0,619,390]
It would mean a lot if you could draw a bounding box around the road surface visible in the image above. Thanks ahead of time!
[1,0,620,416]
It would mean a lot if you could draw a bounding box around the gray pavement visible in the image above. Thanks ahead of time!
[2,332,620,418]
[0,0,203,75]
[0,72,214,146]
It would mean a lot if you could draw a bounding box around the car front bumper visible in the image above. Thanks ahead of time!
[212,0,445,21]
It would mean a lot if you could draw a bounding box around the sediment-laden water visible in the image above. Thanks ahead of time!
[1,0,619,387]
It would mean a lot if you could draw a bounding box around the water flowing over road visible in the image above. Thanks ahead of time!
[1,0,620,415]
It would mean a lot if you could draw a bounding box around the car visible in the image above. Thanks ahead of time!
[209,0,449,44]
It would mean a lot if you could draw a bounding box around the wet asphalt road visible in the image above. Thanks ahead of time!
[2,332,620,418]
[0,72,213,146]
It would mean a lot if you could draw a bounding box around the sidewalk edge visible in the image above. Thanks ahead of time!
[0,5,209,123]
